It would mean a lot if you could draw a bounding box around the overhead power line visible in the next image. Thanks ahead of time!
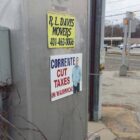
[107,0,125,4]
[106,10,140,17]
[106,12,125,17]
[106,4,140,13]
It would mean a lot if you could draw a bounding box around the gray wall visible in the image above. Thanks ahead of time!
[0,0,89,140]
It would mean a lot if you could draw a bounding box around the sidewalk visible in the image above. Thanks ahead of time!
[102,71,140,109]
[88,71,140,140]
[101,71,140,140]
[88,121,117,140]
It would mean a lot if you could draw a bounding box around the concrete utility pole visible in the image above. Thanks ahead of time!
[120,12,134,76]
[0,0,89,140]
[122,18,128,66]
[111,21,113,47]
[127,12,134,52]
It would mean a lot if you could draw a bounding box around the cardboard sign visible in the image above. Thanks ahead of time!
[50,53,82,101]
[47,12,75,48]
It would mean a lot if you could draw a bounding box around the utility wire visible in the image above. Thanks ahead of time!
[107,0,125,4]
[106,12,125,17]
[106,4,140,13]
[106,10,140,17]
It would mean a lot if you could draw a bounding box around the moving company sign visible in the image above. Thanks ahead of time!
[47,12,75,48]
[50,54,82,101]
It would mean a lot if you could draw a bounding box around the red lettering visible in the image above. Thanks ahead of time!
[51,92,56,98]
[51,87,73,100]
[53,76,70,88]
[54,80,57,88]
[60,78,64,85]
[56,87,73,96]
[57,68,67,78]
[57,91,60,96]
[63,68,67,76]
[67,77,70,85]
[57,69,61,77]
[57,79,61,87]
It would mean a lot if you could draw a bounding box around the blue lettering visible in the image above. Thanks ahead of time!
[51,57,76,69]
[51,60,55,69]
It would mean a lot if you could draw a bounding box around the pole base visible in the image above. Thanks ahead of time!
[119,65,128,76]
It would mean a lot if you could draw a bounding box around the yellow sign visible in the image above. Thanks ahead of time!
[47,12,75,48]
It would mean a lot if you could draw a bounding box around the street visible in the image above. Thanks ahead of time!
[105,49,140,71]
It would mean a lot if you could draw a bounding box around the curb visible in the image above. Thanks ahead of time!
[130,53,140,56]
[107,52,121,55]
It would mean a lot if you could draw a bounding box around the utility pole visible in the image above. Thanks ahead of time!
[128,13,133,52]
[111,21,114,47]
[120,12,134,76]
[122,18,128,66]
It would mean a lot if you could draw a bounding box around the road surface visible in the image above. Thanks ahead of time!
[105,53,140,71]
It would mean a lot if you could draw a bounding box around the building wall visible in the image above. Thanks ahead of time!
[129,38,140,44]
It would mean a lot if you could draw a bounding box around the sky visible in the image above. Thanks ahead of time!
[105,0,140,25]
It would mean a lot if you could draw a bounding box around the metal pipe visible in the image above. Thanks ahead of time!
[89,0,103,121]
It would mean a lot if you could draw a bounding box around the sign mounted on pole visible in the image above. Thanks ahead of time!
[47,12,75,48]
[50,53,82,101]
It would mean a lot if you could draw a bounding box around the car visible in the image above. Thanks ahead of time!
[118,44,123,49]
[118,44,129,50]
[129,44,140,49]
[118,44,135,50]
[130,44,137,49]
[133,44,140,48]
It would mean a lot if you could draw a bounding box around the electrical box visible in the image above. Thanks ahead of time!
[0,26,12,86]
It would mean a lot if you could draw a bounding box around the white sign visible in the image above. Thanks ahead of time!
[50,53,82,101]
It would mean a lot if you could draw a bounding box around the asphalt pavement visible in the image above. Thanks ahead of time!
[105,50,140,71]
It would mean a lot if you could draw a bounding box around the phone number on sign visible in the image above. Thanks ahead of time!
[50,38,74,46]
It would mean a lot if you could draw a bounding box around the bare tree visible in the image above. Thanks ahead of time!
[105,24,123,37]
